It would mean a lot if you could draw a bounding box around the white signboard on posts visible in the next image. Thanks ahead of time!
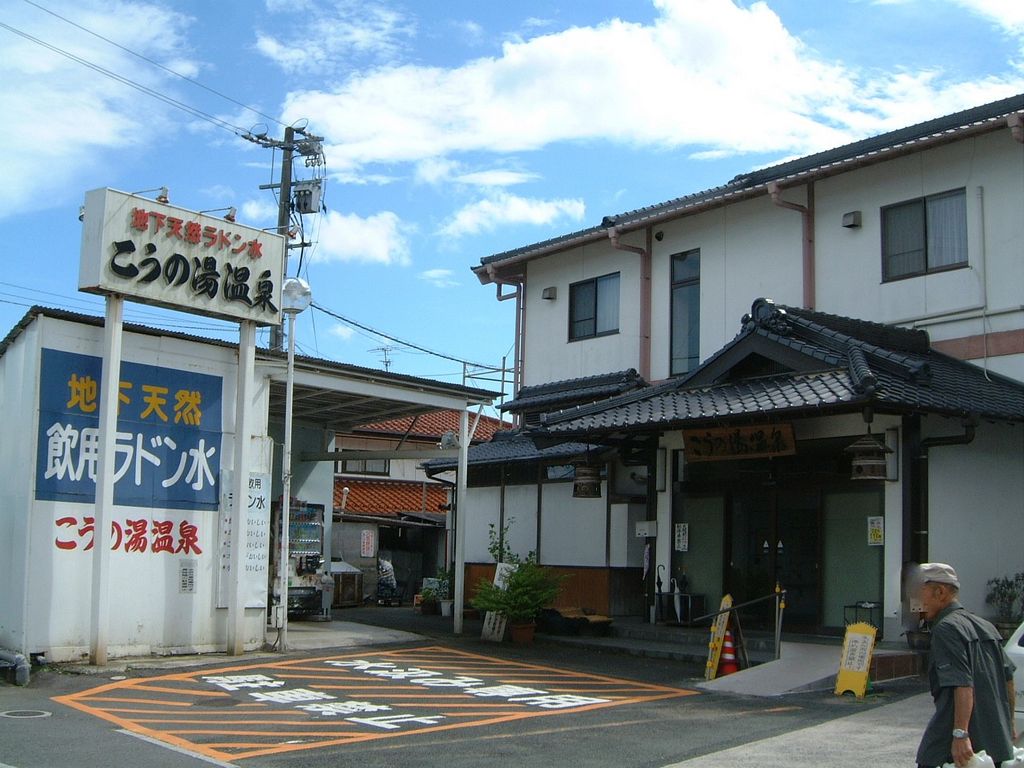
[79,188,286,325]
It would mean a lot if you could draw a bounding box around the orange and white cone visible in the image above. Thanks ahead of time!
[718,629,739,676]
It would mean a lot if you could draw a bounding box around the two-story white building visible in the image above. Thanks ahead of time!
[439,92,1024,641]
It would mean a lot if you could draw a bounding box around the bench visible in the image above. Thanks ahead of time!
[539,606,613,636]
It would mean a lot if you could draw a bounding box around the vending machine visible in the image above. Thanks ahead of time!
[272,499,326,618]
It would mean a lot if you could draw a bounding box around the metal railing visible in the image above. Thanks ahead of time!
[685,585,787,661]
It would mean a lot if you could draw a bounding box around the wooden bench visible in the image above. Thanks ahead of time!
[547,606,613,635]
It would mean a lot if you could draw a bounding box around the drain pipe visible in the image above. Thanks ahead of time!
[1010,113,1024,144]
[606,224,652,381]
[768,181,816,310]
[0,648,30,686]
[920,416,978,449]
[490,271,524,426]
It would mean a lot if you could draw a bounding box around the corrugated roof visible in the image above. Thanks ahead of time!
[421,430,601,473]
[501,369,647,413]
[474,92,1024,278]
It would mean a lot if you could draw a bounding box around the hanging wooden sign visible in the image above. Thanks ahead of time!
[683,424,796,462]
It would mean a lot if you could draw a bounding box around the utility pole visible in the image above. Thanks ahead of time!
[271,126,295,351]
[244,125,324,350]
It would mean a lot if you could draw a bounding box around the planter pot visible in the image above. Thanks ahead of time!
[994,621,1019,641]
[439,599,454,617]
[420,600,439,616]
[509,622,537,646]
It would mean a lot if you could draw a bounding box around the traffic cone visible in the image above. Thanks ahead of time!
[718,629,739,676]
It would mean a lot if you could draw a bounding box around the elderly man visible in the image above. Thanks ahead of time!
[915,562,1017,768]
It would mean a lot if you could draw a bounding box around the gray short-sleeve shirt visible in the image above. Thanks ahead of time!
[916,603,1016,767]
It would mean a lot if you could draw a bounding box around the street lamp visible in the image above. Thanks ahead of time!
[278,277,312,652]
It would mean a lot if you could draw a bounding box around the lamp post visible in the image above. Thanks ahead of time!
[278,277,312,652]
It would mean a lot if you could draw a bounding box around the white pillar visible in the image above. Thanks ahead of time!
[227,320,257,655]
[277,311,297,651]
[453,409,469,634]
[90,295,124,666]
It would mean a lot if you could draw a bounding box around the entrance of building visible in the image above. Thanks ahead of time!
[672,440,885,634]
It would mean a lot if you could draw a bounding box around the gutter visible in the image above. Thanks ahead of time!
[920,416,978,449]
[768,181,816,310]
[606,225,652,381]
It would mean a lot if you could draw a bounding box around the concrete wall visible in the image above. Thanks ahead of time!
[10,316,268,660]
[926,419,1024,618]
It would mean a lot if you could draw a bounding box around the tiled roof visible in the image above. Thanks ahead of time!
[421,430,601,473]
[501,369,647,413]
[474,93,1024,276]
[333,478,449,517]
[353,409,511,442]
[538,299,1024,436]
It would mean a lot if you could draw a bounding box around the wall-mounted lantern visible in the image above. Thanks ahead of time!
[572,463,602,498]
[845,432,893,480]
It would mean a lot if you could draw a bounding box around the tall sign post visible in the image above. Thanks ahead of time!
[79,188,285,663]
[453,409,470,634]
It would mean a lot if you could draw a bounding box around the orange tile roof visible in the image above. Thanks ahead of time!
[334,477,449,518]
[353,409,511,443]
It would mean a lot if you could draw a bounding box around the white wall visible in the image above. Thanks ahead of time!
[464,486,501,563]
[523,240,642,385]
[539,482,606,566]
[16,316,267,660]
[926,419,1024,618]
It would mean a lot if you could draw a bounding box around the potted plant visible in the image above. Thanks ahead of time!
[435,567,454,617]
[418,586,439,615]
[469,519,563,644]
[986,573,1024,638]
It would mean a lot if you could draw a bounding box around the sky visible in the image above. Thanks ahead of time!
[1,0,1023,407]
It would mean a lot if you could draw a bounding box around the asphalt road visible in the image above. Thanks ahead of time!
[0,637,927,768]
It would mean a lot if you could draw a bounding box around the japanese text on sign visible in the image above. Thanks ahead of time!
[683,424,796,462]
[36,348,223,510]
[54,513,202,554]
[79,188,285,325]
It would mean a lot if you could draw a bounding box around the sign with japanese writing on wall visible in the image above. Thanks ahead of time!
[867,516,884,546]
[682,424,796,463]
[36,347,223,511]
[79,188,286,325]
[217,471,272,609]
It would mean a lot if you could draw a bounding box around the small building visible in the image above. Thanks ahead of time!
[0,307,493,661]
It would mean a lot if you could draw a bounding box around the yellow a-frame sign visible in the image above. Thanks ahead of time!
[705,594,733,680]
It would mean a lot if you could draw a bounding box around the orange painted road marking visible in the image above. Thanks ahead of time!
[54,645,696,762]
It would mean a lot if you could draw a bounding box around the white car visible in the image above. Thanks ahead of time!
[1005,621,1024,735]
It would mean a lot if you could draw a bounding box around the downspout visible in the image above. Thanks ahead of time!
[491,270,524,427]
[913,415,978,562]
[1009,113,1024,144]
[0,648,30,686]
[768,181,816,310]
[606,226,652,381]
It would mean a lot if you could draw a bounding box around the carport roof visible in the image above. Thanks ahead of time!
[5,306,497,433]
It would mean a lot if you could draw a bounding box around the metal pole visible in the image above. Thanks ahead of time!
[278,310,297,651]
[270,126,295,351]
[227,320,257,655]
[453,409,469,634]
[89,294,124,666]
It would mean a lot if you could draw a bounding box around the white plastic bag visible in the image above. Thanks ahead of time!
[1001,746,1024,767]
[940,751,995,768]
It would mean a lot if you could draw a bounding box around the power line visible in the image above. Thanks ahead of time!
[20,0,286,130]
[312,303,497,369]
[0,20,246,137]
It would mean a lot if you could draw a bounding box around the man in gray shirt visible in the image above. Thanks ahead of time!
[915,562,1017,768]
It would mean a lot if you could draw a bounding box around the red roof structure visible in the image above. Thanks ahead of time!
[353,409,510,443]
[334,478,448,519]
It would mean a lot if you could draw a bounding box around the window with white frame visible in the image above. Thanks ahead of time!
[670,249,700,376]
[881,188,967,281]
[569,272,620,341]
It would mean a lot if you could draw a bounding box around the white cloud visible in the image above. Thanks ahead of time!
[314,210,412,265]
[455,170,539,187]
[0,0,196,219]
[239,198,279,226]
[419,268,460,288]
[257,1,414,74]
[952,0,1024,33]
[328,323,356,340]
[438,192,585,238]
[284,0,1024,180]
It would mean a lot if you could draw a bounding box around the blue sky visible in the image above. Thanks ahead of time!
[1,0,1023,404]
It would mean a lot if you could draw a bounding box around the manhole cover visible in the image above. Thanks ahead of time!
[0,710,52,719]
